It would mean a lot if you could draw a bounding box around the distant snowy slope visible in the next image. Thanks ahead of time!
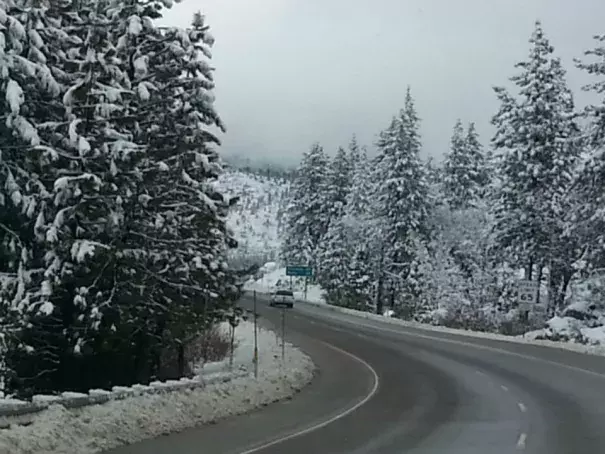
[215,169,289,268]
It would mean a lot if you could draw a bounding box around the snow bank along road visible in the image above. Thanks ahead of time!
[114,294,605,453]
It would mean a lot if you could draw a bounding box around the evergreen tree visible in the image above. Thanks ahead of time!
[1,0,238,396]
[325,146,350,219]
[464,123,490,197]
[347,135,362,177]
[104,7,238,384]
[574,33,605,271]
[318,217,350,304]
[373,88,429,314]
[282,143,329,269]
[343,149,376,309]
[443,120,489,209]
[346,146,371,217]
[0,0,59,305]
[0,0,95,395]
[443,119,467,208]
[319,139,375,307]
[425,156,442,187]
[491,21,580,312]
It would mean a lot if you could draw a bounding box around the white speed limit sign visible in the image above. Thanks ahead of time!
[517,280,538,310]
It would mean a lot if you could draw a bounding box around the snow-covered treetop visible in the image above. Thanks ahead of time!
[372,87,430,274]
[443,120,489,209]
[490,20,580,263]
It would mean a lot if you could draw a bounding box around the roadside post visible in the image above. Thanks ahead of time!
[280,306,286,362]
[276,266,312,363]
[201,291,209,371]
[228,311,239,371]
[517,280,539,332]
[285,265,313,299]
[253,290,259,378]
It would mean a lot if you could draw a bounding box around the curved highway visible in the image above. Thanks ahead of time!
[109,294,605,454]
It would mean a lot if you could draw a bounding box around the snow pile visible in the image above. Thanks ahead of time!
[526,297,605,346]
[214,170,289,267]
[523,276,605,346]
[0,322,315,454]
[0,372,249,418]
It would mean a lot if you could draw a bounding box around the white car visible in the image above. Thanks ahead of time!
[270,289,295,308]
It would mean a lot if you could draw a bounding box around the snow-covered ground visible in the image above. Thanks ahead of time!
[0,321,315,454]
[214,170,289,267]
[247,264,605,356]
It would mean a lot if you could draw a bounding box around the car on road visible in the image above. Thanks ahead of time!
[270,289,295,308]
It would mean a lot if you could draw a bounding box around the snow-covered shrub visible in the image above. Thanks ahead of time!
[532,274,605,344]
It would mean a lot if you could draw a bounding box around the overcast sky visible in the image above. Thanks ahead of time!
[160,0,604,165]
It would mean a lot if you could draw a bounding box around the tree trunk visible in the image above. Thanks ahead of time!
[535,265,543,306]
[548,263,558,318]
[376,275,384,315]
[526,258,534,281]
[177,340,185,377]
[557,266,574,312]
[375,245,385,315]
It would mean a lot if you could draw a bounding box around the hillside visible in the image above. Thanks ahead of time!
[215,169,289,269]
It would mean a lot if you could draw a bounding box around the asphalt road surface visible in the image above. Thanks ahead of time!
[108,294,605,454]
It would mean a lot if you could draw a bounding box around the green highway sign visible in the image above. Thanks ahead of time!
[286,266,313,277]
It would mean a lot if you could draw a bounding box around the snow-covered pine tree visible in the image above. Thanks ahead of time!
[574,34,605,272]
[318,217,350,305]
[317,137,375,304]
[464,122,490,197]
[0,0,96,396]
[346,144,370,218]
[424,156,442,186]
[346,135,362,177]
[438,118,491,296]
[491,21,581,313]
[107,7,238,379]
[373,87,430,315]
[443,120,489,210]
[443,119,467,209]
[282,143,329,271]
[325,146,350,219]
[0,0,60,301]
[344,146,375,304]
[3,0,197,395]
[18,0,152,395]
[317,145,353,293]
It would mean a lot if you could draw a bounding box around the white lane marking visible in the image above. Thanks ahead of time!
[516,433,527,450]
[501,385,509,392]
[237,341,380,454]
[517,402,527,413]
[303,310,605,381]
